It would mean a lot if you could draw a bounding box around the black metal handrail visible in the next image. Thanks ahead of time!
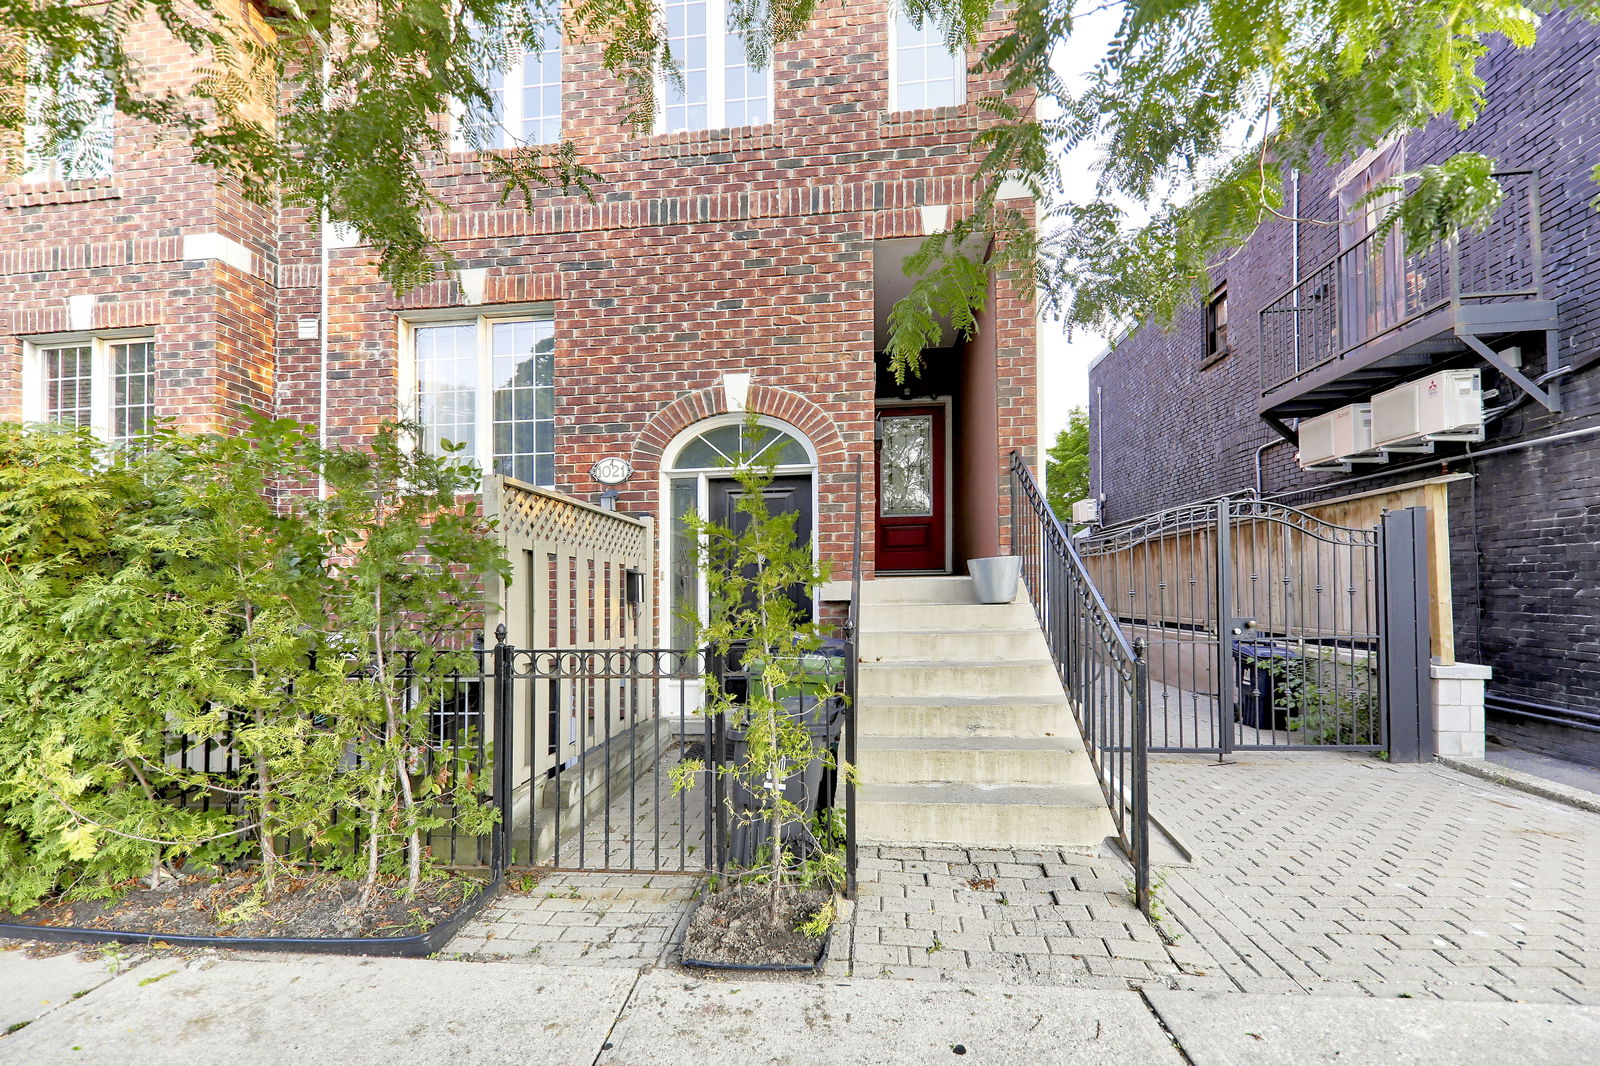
[843,455,863,897]
[1260,169,1544,398]
[1008,453,1151,915]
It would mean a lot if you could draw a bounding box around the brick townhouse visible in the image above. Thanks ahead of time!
[1087,13,1600,764]
[0,1,1040,647]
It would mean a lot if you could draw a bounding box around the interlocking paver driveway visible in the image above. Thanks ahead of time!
[448,749,1600,1004]
[1149,753,1600,1004]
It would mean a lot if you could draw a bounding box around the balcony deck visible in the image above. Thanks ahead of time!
[1257,170,1557,431]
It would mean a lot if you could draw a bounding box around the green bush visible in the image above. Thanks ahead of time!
[0,414,508,911]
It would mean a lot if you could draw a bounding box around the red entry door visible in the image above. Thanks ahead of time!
[875,405,947,572]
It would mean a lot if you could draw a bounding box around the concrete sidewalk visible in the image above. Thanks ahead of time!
[3,949,1597,1065]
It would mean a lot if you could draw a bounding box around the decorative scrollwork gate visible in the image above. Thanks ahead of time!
[1078,499,1434,758]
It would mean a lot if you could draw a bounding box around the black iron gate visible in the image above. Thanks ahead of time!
[1077,499,1434,759]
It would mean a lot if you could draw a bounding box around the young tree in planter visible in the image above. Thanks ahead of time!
[669,422,844,923]
[313,423,508,901]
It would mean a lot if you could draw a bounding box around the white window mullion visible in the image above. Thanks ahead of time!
[502,50,521,146]
[707,0,726,130]
[90,338,113,439]
[20,345,41,424]
[477,317,494,476]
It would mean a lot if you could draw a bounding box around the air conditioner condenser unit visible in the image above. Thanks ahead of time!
[1071,498,1101,526]
[1297,404,1383,470]
[1297,410,1342,469]
[1371,370,1485,450]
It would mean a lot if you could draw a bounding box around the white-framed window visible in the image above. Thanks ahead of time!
[405,313,556,487]
[463,15,563,148]
[889,6,965,112]
[660,0,771,133]
[23,334,155,442]
[23,53,114,182]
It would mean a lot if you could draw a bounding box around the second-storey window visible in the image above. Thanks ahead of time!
[466,18,563,147]
[23,54,114,182]
[412,315,556,487]
[26,336,155,441]
[890,7,965,112]
[661,0,770,132]
[1204,285,1228,363]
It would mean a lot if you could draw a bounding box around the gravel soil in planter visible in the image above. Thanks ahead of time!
[0,870,494,956]
[680,883,833,972]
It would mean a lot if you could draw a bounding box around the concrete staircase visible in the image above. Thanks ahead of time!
[855,576,1115,850]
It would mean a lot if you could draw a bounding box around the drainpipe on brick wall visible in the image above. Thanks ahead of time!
[317,59,332,499]
[318,206,330,498]
[1253,437,1289,497]
[1291,170,1301,372]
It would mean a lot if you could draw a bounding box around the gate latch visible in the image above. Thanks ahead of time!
[1228,617,1258,637]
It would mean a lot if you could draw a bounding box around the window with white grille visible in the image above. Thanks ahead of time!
[23,53,114,182]
[661,0,770,132]
[889,7,965,112]
[26,336,156,442]
[465,15,563,147]
[410,315,556,487]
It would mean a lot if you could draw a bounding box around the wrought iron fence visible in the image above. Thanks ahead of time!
[1078,499,1386,754]
[159,462,868,891]
[1008,453,1150,915]
[161,645,500,870]
[1260,169,1544,397]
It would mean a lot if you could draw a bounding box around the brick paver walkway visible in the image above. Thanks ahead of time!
[1149,752,1600,1004]
[836,845,1210,986]
[449,871,700,965]
[447,751,1600,1007]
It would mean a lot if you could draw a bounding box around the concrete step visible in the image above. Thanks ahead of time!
[847,576,981,604]
[861,695,1071,739]
[857,735,1096,787]
[857,782,1115,849]
[859,600,1038,633]
[859,627,1044,664]
[856,659,1062,699]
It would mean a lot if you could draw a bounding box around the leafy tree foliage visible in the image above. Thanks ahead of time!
[668,418,845,919]
[0,416,505,911]
[5,0,1596,358]
[898,0,1600,364]
[1044,406,1089,523]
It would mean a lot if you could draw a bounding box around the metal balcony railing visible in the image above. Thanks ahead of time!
[1259,170,1545,400]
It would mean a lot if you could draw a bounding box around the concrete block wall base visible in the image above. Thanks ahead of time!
[1432,662,1491,758]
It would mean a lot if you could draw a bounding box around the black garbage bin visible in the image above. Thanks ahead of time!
[1232,640,1298,730]
[717,640,848,868]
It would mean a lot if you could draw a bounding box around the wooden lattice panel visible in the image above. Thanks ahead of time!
[497,479,649,563]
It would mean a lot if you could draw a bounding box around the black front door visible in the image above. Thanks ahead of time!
[708,474,814,620]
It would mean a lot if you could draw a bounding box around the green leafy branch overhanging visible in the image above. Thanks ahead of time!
[4,0,1595,344]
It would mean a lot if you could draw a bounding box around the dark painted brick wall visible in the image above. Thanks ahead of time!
[1088,14,1600,724]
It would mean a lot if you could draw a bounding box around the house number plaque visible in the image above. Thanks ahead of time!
[589,456,634,486]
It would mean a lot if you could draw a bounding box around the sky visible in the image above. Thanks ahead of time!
[1034,11,1120,445]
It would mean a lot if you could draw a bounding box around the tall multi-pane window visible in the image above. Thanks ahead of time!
[24,53,114,182]
[413,315,556,487]
[466,16,562,147]
[890,7,965,111]
[28,336,156,443]
[661,0,769,132]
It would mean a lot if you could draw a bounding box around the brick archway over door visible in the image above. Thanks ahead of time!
[632,384,846,469]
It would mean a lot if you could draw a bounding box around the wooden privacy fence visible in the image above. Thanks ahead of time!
[481,477,662,840]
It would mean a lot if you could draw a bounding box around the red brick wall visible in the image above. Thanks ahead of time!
[0,3,278,431]
[1,0,1038,588]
